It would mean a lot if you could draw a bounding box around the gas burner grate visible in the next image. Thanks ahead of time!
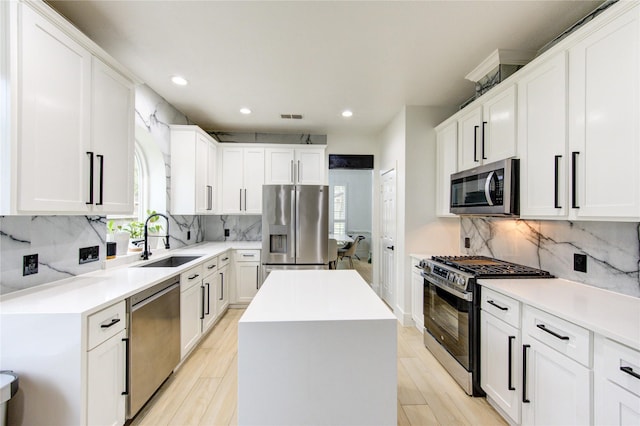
[431,255,553,278]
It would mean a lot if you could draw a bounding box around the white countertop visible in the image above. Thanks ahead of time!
[479,278,640,350]
[0,241,260,316]
[240,270,395,323]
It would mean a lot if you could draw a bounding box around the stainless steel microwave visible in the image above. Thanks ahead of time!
[450,158,519,216]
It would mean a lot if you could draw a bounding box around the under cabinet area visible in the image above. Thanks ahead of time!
[1,0,135,215]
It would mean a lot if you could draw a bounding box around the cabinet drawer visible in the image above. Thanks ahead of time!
[88,301,126,350]
[180,264,203,290]
[218,251,232,267]
[235,249,259,262]
[523,305,592,367]
[481,287,520,328]
[595,335,640,396]
[202,256,218,274]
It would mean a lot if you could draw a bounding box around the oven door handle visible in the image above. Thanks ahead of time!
[421,272,473,301]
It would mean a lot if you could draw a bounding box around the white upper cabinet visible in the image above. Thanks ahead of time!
[458,85,516,171]
[518,52,568,219]
[1,1,135,215]
[220,146,265,214]
[568,3,640,221]
[435,120,457,217]
[171,126,217,215]
[265,146,326,185]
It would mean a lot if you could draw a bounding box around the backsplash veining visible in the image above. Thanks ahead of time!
[461,217,640,298]
[204,216,261,242]
[0,85,205,295]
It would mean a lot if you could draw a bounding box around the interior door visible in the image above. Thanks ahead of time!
[380,170,396,306]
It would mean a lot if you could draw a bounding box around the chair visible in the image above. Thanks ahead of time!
[337,235,365,269]
[328,239,338,269]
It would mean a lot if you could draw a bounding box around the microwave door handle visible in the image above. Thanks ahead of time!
[484,171,495,206]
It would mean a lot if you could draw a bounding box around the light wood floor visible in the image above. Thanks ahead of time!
[337,257,373,284]
[131,308,506,426]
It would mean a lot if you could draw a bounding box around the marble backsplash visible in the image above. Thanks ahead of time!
[461,217,640,298]
[204,216,262,242]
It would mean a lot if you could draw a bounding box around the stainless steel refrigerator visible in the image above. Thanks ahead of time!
[261,185,329,279]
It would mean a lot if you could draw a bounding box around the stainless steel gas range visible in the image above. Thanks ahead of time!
[419,255,553,396]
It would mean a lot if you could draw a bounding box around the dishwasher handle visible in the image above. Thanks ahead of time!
[131,282,180,311]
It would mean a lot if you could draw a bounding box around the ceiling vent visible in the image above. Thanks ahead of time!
[281,114,303,120]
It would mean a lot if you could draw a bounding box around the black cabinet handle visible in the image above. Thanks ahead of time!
[219,272,224,300]
[100,317,121,328]
[536,323,570,341]
[188,274,199,280]
[620,366,640,380]
[481,121,487,160]
[554,155,562,208]
[205,283,211,315]
[473,125,479,162]
[207,264,216,270]
[96,154,104,205]
[86,151,94,205]
[122,337,129,396]
[522,344,530,403]
[200,285,205,319]
[571,151,579,208]
[487,300,508,311]
[222,257,229,261]
[508,336,515,391]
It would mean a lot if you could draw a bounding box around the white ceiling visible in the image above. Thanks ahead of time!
[47,1,603,136]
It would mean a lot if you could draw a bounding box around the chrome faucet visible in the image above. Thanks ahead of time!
[141,212,170,260]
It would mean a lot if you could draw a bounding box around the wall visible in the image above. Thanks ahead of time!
[0,85,203,295]
[461,217,640,298]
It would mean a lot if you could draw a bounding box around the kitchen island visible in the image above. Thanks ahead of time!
[238,270,397,426]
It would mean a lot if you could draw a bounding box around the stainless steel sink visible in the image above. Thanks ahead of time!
[138,255,201,268]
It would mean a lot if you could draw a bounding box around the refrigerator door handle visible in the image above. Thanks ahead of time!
[290,187,297,261]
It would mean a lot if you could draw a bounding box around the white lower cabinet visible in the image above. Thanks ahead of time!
[180,264,204,359]
[236,261,261,304]
[410,257,423,331]
[201,270,218,333]
[216,264,230,314]
[87,328,127,426]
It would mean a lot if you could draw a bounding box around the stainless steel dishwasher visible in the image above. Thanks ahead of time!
[127,275,181,419]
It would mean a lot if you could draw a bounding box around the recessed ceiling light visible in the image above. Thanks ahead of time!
[171,75,188,86]
[240,108,252,115]
[341,110,353,118]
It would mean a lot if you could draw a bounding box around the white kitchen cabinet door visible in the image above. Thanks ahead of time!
[236,262,261,304]
[435,121,457,217]
[410,262,423,331]
[481,311,521,424]
[518,52,568,219]
[216,266,230,314]
[18,3,92,213]
[91,58,134,214]
[87,329,126,426]
[202,272,217,333]
[595,375,640,426]
[180,282,202,359]
[568,5,640,221]
[482,85,517,164]
[265,148,294,184]
[521,336,591,426]
[457,106,483,171]
[243,147,265,214]
[195,134,210,214]
[207,141,217,213]
[221,147,244,214]
[295,148,325,185]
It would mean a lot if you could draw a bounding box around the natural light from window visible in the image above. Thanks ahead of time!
[333,185,346,235]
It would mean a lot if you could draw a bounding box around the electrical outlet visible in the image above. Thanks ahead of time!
[464,237,471,249]
[574,253,587,273]
[79,246,100,264]
[224,229,230,237]
[187,230,191,240]
[23,254,38,276]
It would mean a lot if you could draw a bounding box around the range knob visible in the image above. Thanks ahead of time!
[456,276,466,287]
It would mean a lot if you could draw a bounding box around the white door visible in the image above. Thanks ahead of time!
[91,57,134,214]
[201,273,217,332]
[207,142,217,213]
[380,170,395,306]
[180,282,202,359]
[237,262,260,303]
[569,7,640,220]
[595,375,640,426]
[216,267,230,314]
[457,106,482,171]
[410,263,423,330]
[436,122,458,217]
[482,85,517,163]
[18,4,92,213]
[296,148,325,184]
[243,148,265,214]
[518,52,568,218]
[221,147,244,214]
[87,329,126,426]
[195,134,210,214]
[265,148,294,184]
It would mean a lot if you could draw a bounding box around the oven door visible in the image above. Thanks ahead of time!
[423,275,472,370]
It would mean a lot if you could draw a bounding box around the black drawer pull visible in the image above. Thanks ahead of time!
[222,257,229,261]
[188,274,200,280]
[207,264,216,269]
[522,344,530,403]
[536,323,570,340]
[487,300,508,311]
[620,366,640,380]
[100,318,121,328]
